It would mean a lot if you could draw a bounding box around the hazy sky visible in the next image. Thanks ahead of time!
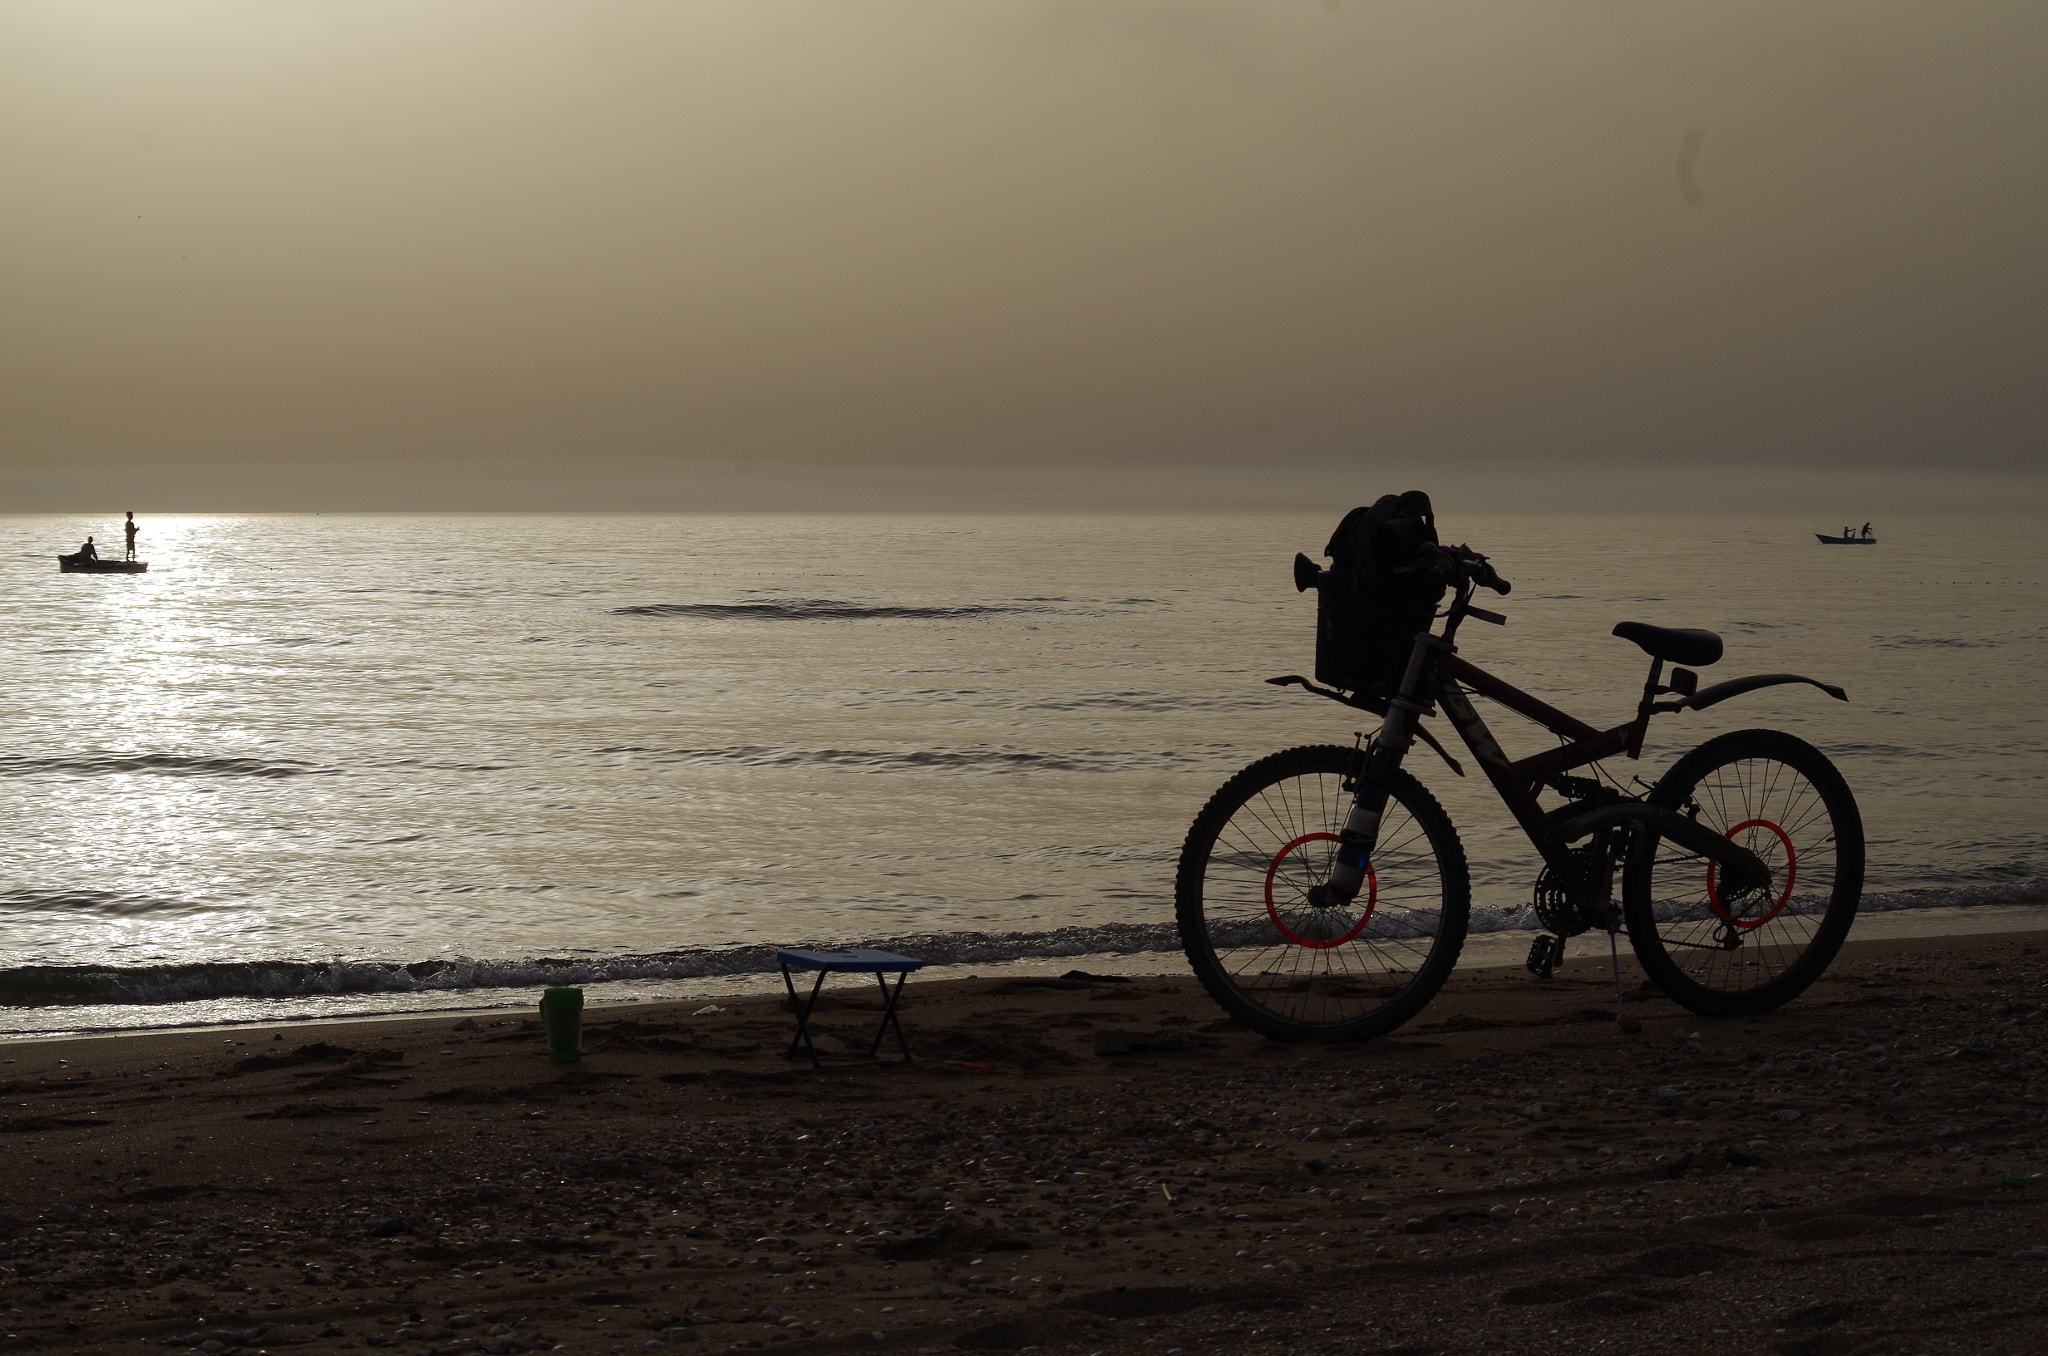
[4,1,2044,510]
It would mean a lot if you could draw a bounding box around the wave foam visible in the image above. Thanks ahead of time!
[1857,877,2048,912]
[0,922,1185,1006]
[3,880,2041,1009]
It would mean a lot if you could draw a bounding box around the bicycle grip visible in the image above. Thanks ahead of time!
[1467,558,1511,595]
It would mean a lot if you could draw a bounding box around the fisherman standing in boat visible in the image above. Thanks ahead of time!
[123,512,139,561]
[78,535,98,561]
[1860,522,1871,539]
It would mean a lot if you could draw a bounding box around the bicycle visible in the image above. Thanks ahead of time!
[1175,537,1864,1041]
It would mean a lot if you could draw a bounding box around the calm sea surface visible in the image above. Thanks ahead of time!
[3,512,2043,1030]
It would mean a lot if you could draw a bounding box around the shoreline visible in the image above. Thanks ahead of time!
[6,901,2048,1045]
[0,925,2042,1354]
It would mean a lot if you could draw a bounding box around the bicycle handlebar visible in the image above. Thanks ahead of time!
[1293,541,1511,597]
[1439,544,1511,596]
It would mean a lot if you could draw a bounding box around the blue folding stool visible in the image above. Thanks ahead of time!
[776,948,926,1068]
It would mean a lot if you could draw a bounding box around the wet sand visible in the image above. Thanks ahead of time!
[2,929,2045,1356]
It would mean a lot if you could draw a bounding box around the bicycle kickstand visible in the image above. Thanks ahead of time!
[1606,916,1641,1038]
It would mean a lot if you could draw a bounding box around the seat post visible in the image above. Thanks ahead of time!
[1628,658,1665,758]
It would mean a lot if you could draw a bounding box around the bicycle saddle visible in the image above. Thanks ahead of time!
[1611,622,1722,667]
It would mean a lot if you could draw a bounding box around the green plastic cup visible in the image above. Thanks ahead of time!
[539,986,584,1063]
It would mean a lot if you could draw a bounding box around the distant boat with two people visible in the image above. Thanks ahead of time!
[58,513,148,572]
[1816,522,1875,545]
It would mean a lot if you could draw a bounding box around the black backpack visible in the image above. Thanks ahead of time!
[1308,491,1447,697]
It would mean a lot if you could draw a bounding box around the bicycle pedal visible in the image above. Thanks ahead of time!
[1524,934,1560,980]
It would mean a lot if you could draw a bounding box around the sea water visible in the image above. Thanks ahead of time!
[2,511,2043,1033]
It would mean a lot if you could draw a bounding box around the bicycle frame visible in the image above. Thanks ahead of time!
[1429,647,1646,866]
[1307,574,1778,906]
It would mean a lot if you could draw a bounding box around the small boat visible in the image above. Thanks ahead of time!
[59,553,148,573]
[1815,532,1875,545]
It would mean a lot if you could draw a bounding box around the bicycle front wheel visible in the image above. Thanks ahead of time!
[1622,728,1863,1017]
[1175,745,1469,1041]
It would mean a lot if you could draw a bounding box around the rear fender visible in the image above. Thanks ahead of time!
[1683,672,1846,711]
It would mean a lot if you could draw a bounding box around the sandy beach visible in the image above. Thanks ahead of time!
[1,928,2044,1356]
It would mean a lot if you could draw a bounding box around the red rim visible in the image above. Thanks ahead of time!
[1704,818,1796,928]
[1265,832,1376,949]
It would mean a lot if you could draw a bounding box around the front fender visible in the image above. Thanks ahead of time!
[1683,672,1847,711]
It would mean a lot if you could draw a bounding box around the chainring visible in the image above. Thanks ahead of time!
[1531,796,1629,937]
[1531,848,1613,937]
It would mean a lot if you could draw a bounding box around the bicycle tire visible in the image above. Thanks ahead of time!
[1175,744,1470,1041]
[1622,728,1863,1017]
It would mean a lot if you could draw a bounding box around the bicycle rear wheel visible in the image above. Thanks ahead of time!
[1622,728,1863,1017]
[1175,745,1469,1041]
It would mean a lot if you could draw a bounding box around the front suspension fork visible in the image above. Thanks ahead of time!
[1309,698,1424,907]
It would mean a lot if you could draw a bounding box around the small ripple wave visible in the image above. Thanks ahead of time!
[0,752,330,779]
[612,599,1030,621]
[592,744,1208,773]
[0,888,216,918]
[1874,636,1996,649]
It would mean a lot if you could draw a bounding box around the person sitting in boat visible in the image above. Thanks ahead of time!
[124,512,139,560]
[78,536,98,561]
